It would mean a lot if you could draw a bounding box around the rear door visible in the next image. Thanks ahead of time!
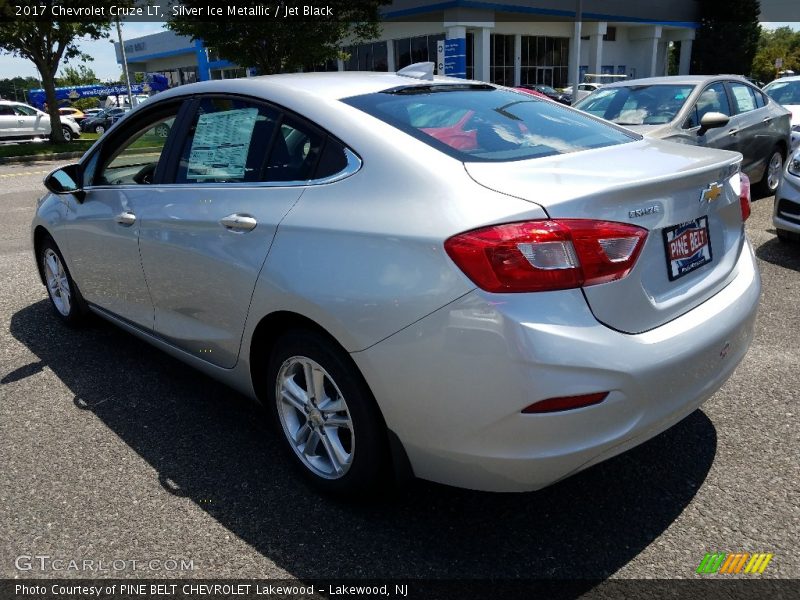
[725,80,772,181]
[136,96,330,368]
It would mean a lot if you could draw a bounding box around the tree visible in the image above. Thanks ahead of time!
[0,1,130,142]
[0,76,41,102]
[751,26,800,83]
[57,64,99,87]
[691,0,761,75]
[168,0,389,76]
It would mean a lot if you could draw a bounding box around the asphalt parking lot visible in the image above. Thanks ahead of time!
[0,161,798,587]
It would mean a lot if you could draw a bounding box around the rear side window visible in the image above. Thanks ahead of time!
[263,115,325,182]
[729,83,757,114]
[344,86,636,162]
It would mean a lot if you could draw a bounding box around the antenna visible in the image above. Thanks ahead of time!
[397,62,435,81]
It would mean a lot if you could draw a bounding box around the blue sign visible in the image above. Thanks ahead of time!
[444,38,466,78]
[27,73,169,109]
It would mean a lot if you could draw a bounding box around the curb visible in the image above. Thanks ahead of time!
[0,151,86,165]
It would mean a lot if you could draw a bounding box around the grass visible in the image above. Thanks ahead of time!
[0,133,100,160]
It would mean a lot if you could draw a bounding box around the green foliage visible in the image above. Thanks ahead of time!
[0,76,41,102]
[691,0,761,75]
[752,27,800,83]
[57,64,99,86]
[168,0,390,75]
[71,96,100,111]
[0,0,131,141]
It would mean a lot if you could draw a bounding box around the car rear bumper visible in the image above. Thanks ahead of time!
[353,241,760,492]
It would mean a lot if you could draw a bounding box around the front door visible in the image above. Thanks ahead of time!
[65,103,184,328]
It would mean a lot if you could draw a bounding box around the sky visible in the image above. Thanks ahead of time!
[0,22,166,83]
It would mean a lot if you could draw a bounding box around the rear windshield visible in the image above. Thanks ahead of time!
[343,86,637,162]
[574,84,695,125]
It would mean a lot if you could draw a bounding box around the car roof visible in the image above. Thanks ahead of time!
[153,71,480,103]
[600,74,752,88]
[765,75,800,84]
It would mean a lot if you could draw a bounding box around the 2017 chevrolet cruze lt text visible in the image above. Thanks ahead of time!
[32,64,760,494]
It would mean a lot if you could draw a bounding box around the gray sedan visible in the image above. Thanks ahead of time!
[32,66,760,495]
[574,75,791,196]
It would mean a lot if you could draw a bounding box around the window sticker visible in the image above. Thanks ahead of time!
[187,107,258,180]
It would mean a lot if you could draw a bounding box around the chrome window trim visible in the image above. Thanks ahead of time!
[82,147,362,192]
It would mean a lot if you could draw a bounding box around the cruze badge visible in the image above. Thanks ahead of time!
[700,182,723,204]
[629,205,661,219]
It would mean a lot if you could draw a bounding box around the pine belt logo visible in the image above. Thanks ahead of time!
[696,552,774,575]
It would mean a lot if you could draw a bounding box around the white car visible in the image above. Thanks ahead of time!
[0,100,80,142]
[763,75,800,151]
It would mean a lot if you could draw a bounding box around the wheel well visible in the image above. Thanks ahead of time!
[775,140,788,159]
[32,226,51,285]
[249,311,354,402]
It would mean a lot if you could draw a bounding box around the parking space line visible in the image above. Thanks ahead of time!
[0,169,50,178]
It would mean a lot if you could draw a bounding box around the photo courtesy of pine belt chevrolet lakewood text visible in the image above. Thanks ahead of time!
[32,63,761,495]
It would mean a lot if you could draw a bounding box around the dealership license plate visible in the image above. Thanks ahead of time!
[662,216,713,281]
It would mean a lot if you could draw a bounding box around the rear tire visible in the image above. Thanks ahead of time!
[94,124,105,135]
[266,330,390,496]
[755,146,784,197]
[39,236,88,326]
[60,126,72,143]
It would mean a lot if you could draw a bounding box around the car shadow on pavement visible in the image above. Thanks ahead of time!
[756,232,800,272]
[6,300,717,588]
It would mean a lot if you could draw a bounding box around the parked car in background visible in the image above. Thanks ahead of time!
[80,107,130,134]
[574,75,791,196]
[0,100,80,142]
[58,107,85,124]
[762,75,800,151]
[518,83,572,104]
[33,65,760,495]
[773,147,800,242]
[82,108,103,119]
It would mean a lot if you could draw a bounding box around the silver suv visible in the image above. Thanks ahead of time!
[0,100,81,143]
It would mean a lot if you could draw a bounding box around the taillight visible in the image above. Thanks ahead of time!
[444,219,648,293]
[739,173,751,222]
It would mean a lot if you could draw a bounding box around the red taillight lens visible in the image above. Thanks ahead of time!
[444,219,648,293]
[739,173,751,222]
[522,392,609,413]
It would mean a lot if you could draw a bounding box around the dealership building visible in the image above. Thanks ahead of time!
[114,0,698,89]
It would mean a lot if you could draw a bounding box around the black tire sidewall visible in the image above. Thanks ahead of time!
[61,127,72,142]
[266,330,389,495]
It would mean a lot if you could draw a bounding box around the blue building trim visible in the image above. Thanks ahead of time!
[383,1,699,28]
[195,39,210,81]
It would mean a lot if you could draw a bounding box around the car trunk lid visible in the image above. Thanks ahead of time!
[464,138,745,333]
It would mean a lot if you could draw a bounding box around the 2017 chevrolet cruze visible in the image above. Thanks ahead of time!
[32,64,761,494]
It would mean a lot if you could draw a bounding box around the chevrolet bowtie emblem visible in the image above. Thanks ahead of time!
[700,182,723,203]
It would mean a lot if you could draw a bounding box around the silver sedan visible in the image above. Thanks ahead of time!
[32,65,760,494]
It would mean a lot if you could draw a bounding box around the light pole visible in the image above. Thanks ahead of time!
[569,0,583,104]
[116,17,134,108]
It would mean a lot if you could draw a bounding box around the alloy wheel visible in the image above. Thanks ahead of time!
[275,356,354,479]
[767,151,783,192]
[43,248,71,316]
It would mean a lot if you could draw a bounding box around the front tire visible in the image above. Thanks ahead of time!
[94,124,105,135]
[776,228,800,243]
[266,330,389,496]
[40,237,87,326]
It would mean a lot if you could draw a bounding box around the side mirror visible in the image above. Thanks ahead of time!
[698,112,730,135]
[43,164,85,201]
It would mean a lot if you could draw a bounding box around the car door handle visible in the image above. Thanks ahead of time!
[763,117,772,123]
[728,128,739,136]
[219,213,257,232]
[115,211,136,226]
